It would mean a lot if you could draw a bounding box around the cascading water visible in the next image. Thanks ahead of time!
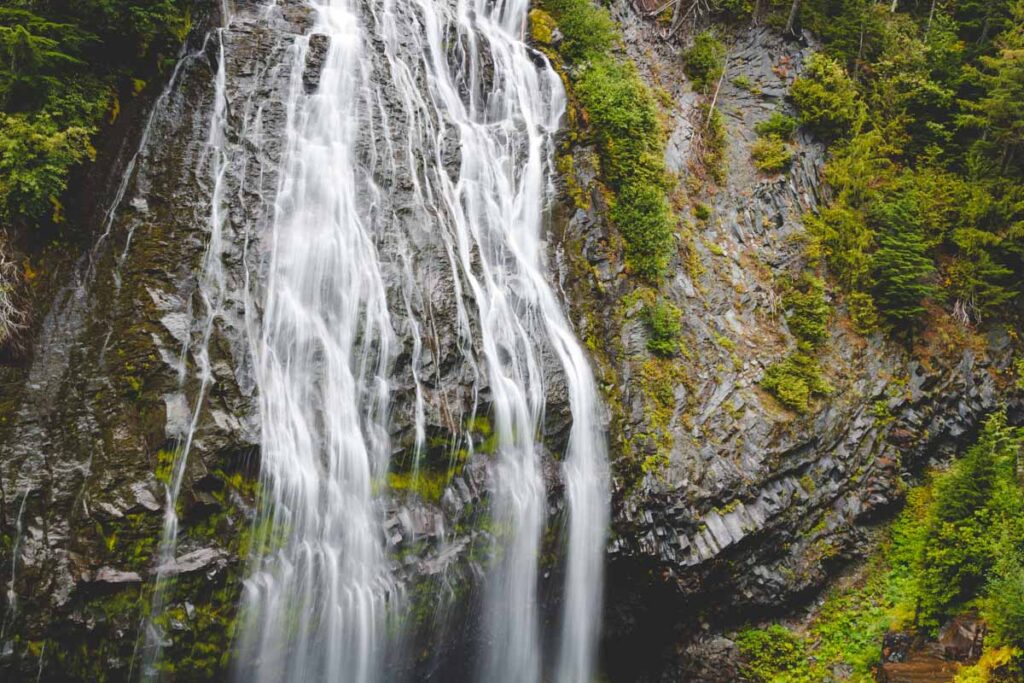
[371,1,611,680]
[152,0,611,681]
[232,6,399,680]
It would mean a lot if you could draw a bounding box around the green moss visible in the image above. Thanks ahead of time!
[731,74,753,91]
[527,8,557,44]
[712,332,735,351]
[871,398,894,426]
[629,357,686,477]
[697,103,727,185]
[693,202,711,221]
[736,624,809,682]
[387,470,451,503]
[705,239,725,257]
[555,153,588,209]
[154,446,179,486]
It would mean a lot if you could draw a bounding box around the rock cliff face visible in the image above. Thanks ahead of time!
[0,1,1019,681]
[550,5,1022,680]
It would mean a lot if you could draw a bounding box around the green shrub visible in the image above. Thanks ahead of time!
[736,624,809,682]
[0,2,190,229]
[574,45,675,279]
[791,53,865,140]
[643,297,683,357]
[784,273,830,347]
[868,191,936,326]
[751,135,793,173]
[732,74,753,91]
[761,345,832,413]
[609,182,675,279]
[847,290,879,334]
[755,112,799,141]
[536,0,616,62]
[0,113,94,224]
[684,30,726,92]
[577,59,665,190]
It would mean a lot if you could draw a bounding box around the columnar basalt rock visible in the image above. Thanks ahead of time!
[549,8,1021,680]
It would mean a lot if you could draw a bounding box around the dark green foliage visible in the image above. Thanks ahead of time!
[985,557,1024,650]
[684,30,726,92]
[643,297,683,357]
[790,53,865,140]
[714,0,755,21]
[792,0,1024,328]
[867,193,936,326]
[540,0,676,280]
[0,0,190,229]
[0,12,89,110]
[914,410,1024,627]
[755,112,798,141]
[960,3,1024,176]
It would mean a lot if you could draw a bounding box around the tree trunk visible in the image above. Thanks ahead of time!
[670,0,685,36]
[925,0,937,36]
[784,0,802,37]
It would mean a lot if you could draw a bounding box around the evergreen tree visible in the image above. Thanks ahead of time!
[868,194,936,325]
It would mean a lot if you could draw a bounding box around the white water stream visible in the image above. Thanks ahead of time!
[143,0,609,681]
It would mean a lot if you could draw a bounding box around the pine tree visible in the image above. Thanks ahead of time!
[869,194,936,326]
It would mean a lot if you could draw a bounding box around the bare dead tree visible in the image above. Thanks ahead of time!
[784,0,802,38]
[705,57,728,122]
[0,232,28,355]
[669,0,714,39]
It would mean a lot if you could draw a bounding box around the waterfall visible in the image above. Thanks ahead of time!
[138,25,232,679]
[175,0,608,680]
[233,6,399,679]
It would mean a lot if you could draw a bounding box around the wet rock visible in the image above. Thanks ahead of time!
[86,568,143,585]
[939,615,985,661]
[156,548,229,577]
[303,33,330,94]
